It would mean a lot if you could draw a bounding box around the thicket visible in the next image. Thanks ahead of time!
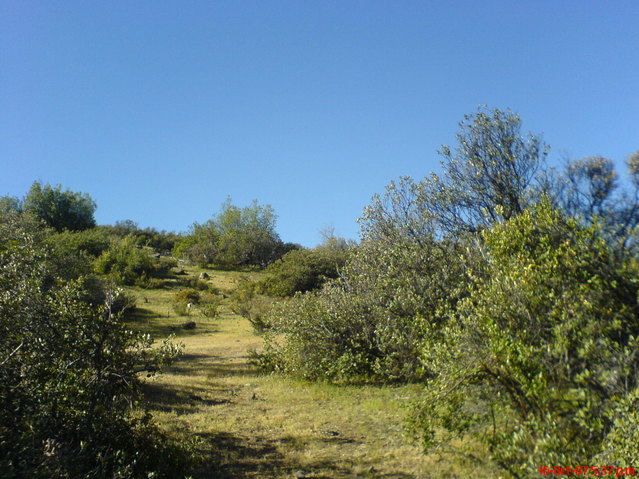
[257,107,639,473]
[106,220,180,253]
[0,213,188,478]
[413,200,639,474]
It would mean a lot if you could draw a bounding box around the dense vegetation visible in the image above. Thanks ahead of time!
[2,108,638,477]
[257,108,639,474]
[0,212,188,478]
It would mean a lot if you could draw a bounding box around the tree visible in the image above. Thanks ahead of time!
[552,154,639,253]
[23,181,97,232]
[426,107,548,235]
[175,198,284,268]
[0,195,21,216]
[361,108,549,240]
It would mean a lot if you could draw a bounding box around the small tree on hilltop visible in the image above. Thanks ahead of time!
[23,181,97,232]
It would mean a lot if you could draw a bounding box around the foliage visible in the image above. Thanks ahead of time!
[229,279,274,332]
[257,246,350,297]
[23,181,97,232]
[48,228,115,259]
[259,108,639,470]
[412,200,639,476]
[173,288,201,304]
[361,108,550,240]
[177,276,214,292]
[0,213,187,478]
[93,236,157,285]
[550,154,639,253]
[0,195,21,216]
[108,220,180,253]
[198,295,221,319]
[260,234,468,382]
[174,198,285,268]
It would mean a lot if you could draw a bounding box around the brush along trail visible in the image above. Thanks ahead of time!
[129,266,458,479]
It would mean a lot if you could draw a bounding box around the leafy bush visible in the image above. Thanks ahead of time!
[93,236,156,285]
[260,235,468,382]
[229,279,274,332]
[48,228,114,258]
[257,247,349,297]
[0,214,189,478]
[78,275,136,315]
[412,200,639,475]
[175,198,286,268]
[199,294,221,319]
[172,301,190,316]
[178,276,214,292]
[173,288,201,304]
[23,181,97,232]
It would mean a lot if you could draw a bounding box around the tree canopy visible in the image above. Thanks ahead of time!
[22,181,97,231]
[174,198,286,268]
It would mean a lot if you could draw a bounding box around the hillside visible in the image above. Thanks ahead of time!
[127,264,479,478]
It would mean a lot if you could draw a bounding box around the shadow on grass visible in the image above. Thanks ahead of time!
[142,380,233,415]
[194,431,359,479]
[205,362,256,378]
[163,353,225,376]
[126,306,158,322]
[144,379,422,479]
[194,432,419,479]
[126,306,220,338]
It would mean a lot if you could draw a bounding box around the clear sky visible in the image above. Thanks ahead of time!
[2,1,638,246]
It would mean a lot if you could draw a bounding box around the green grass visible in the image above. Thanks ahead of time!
[128,264,500,478]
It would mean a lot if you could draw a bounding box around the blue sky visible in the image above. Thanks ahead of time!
[2,1,638,246]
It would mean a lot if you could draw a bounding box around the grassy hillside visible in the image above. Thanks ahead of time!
[124,264,496,479]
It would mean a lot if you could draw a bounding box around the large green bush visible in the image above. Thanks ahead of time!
[412,201,639,475]
[93,236,156,285]
[49,228,114,257]
[174,198,286,268]
[260,235,468,382]
[0,214,187,478]
[22,181,97,232]
[257,247,349,297]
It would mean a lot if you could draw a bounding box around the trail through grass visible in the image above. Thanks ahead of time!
[127,265,490,479]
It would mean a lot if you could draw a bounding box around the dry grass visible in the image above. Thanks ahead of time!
[127,265,498,479]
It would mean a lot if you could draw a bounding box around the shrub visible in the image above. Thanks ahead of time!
[229,279,274,332]
[173,288,201,304]
[93,236,155,285]
[260,235,468,382]
[199,294,221,319]
[178,276,214,292]
[412,200,639,475]
[0,214,189,478]
[78,275,136,315]
[22,181,97,232]
[257,247,349,297]
[174,198,286,268]
[172,302,190,316]
[154,255,178,275]
[48,228,114,259]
